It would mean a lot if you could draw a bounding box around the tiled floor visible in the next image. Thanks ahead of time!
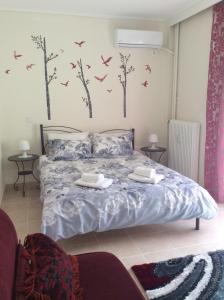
[1,183,224,296]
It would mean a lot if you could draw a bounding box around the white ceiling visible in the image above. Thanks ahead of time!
[0,0,220,23]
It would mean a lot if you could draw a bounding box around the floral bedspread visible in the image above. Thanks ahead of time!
[39,151,217,241]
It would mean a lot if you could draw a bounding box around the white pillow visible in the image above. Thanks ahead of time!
[47,132,89,141]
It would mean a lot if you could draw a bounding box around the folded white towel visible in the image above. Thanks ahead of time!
[81,173,104,184]
[75,178,113,189]
[134,167,156,178]
[128,173,164,184]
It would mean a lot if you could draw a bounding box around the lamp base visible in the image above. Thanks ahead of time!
[150,143,158,150]
[18,151,32,159]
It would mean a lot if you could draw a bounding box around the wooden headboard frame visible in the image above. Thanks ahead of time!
[40,125,135,155]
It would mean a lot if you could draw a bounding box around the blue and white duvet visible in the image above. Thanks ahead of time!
[39,151,217,241]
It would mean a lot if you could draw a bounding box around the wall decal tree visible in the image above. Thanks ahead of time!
[76,58,93,118]
[31,35,58,120]
[118,53,135,118]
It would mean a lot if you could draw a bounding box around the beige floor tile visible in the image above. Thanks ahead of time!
[143,248,188,263]
[98,234,141,258]
[199,241,224,252]
[95,228,128,242]
[121,254,147,270]
[129,230,173,254]
[28,219,41,233]
[28,197,42,208]
[28,206,42,221]
[59,232,99,254]
[1,199,29,212]
[6,208,28,224]
[62,232,98,248]
[65,242,101,255]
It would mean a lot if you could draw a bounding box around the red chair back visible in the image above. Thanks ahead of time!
[0,208,18,300]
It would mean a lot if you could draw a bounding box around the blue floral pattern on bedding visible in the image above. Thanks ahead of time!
[92,132,133,157]
[47,138,91,160]
[39,151,218,241]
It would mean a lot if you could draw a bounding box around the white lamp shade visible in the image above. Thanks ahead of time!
[149,134,158,143]
[19,140,30,151]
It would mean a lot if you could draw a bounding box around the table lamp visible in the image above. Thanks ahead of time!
[19,140,31,158]
[149,134,158,149]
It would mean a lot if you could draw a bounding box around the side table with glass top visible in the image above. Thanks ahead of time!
[140,147,166,163]
[8,154,39,197]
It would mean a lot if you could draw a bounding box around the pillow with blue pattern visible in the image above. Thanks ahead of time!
[48,138,91,161]
[92,132,133,157]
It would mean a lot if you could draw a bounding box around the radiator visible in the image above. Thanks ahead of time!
[168,120,200,182]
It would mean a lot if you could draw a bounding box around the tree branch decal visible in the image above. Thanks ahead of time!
[31,35,58,120]
[76,59,93,118]
[118,53,135,118]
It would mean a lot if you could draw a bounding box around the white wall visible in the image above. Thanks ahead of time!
[0,11,174,184]
[176,8,213,185]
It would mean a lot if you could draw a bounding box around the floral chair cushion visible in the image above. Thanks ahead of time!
[92,132,133,157]
[48,137,91,161]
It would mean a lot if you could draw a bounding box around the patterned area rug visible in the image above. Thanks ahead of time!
[132,250,224,300]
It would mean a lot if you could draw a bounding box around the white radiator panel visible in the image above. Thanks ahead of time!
[168,120,200,181]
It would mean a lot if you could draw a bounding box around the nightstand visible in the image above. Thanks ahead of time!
[8,154,39,197]
[140,147,166,163]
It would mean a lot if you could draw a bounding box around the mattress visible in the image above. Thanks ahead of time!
[39,151,217,240]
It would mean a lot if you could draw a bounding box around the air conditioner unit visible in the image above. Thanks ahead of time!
[115,29,163,49]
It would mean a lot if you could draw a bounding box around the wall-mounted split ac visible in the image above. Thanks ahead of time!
[115,29,163,49]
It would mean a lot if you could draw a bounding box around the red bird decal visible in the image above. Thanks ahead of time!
[101,55,112,66]
[13,51,22,60]
[74,41,86,47]
[70,63,76,69]
[60,80,69,87]
[142,80,149,87]
[86,64,91,69]
[26,64,35,71]
[145,64,152,73]
[95,74,108,82]
[107,89,112,93]
[5,69,11,74]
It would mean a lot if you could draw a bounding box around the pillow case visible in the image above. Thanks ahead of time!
[16,233,82,300]
[92,132,133,157]
[48,137,91,161]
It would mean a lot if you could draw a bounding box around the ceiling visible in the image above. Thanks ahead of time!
[0,0,220,24]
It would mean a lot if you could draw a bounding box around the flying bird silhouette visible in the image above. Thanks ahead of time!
[26,64,35,71]
[86,64,91,69]
[142,80,149,87]
[60,80,69,87]
[101,55,113,66]
[95,74,108,82]
[70,62,76,69]
[74,41,86,47]
[145,64,152,73]
[14,51,22,60]
[5,69,11,74]
[107,89,112,93]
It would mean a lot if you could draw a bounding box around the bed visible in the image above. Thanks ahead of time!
[39,125,218,241]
